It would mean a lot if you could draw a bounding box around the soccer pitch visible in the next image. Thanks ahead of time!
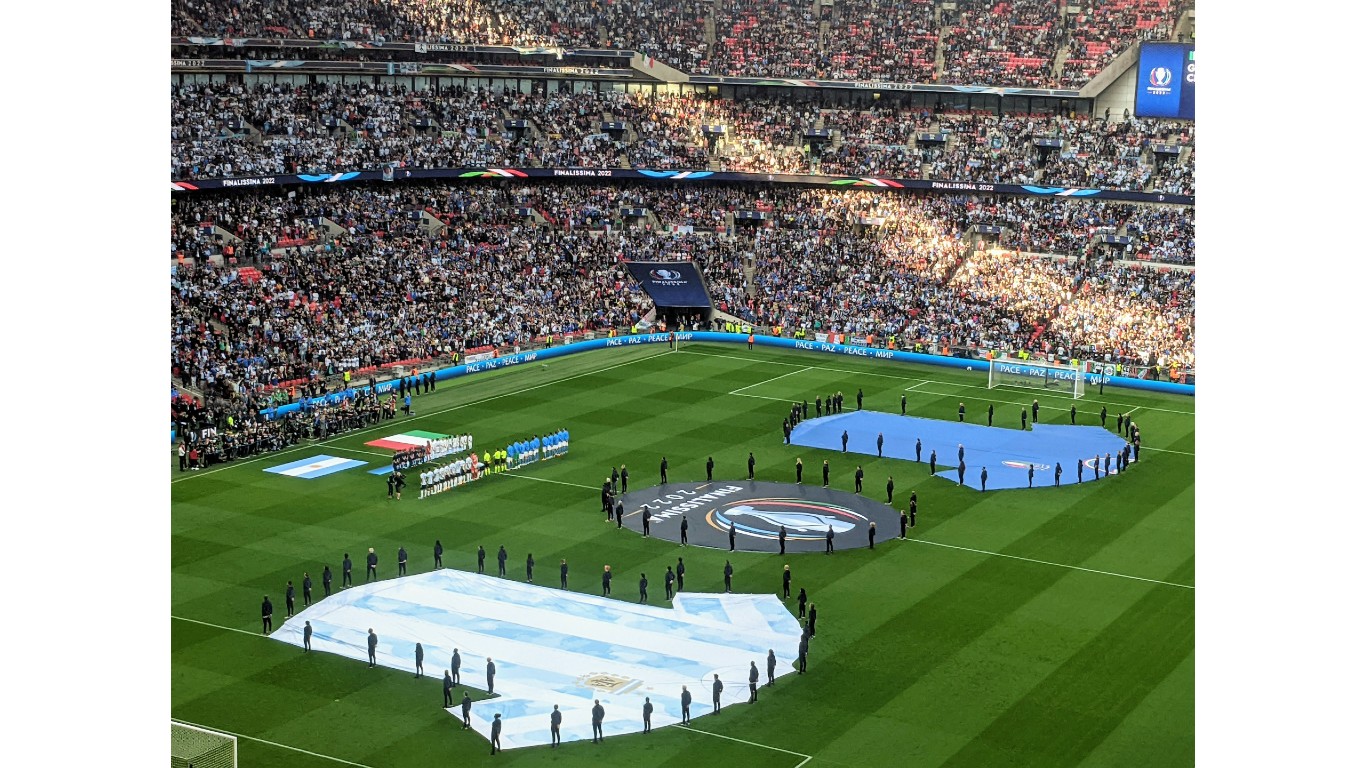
[171,342,1194,767]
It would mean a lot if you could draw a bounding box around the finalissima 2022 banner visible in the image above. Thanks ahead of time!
[624,261,713,307]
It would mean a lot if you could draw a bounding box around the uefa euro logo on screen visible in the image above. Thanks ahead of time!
[1147,67,1173,96]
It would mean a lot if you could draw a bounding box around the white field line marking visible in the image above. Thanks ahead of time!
[908,538,1194,589]
[905,381,930,390]
[671,723,813,764]
[171,350,670,484]
[172,718,377,768]
[901,385,1168,418]
[491,473,600,491]
[329,446,393,458]
[731,392,793,402]
[678,347,1194,416]
[1131,446,1194,456]
[173,614,263,637]
[729,366,814,395]
[682,348,913,381]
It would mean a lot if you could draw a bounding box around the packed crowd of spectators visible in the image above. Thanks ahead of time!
[811,106,932,177]
[726,188,1191,367]
[172,0,711,67]
[171,184,653,398]
[927,113,1046,184]
[939,0,1066,87]
[171,81,541,178]
[171,181,1194,410]
[711,0,825,78]
[824,0,938,83]
[1045,257,1194,369]
[173,83,1195,195]
[175,0,1187,88]
[504,90,628,168]
[1059,0,1176,87]
[921,113,1194,191]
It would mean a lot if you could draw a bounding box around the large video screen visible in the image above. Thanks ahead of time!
[1134,43,1195,120]
[625,261,713,307]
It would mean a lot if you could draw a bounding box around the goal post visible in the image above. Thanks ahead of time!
[172,722,237,768]
[987,357,1085,399]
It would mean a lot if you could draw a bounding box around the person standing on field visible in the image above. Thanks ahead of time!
[592,699,606,743]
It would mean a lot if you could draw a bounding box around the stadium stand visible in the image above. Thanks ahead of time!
[174,0,1186,88]
[938,0,1066,88]
[173,182,1193,408]
[170,0,1196,421]
[1059,0,1178,87]
[172,84,1196,193]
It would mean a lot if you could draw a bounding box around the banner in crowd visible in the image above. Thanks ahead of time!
[174,37,635,59]
[624,261,713,308]
[172,167,1192,206]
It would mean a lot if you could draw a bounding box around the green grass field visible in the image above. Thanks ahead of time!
[171,341,1194,767]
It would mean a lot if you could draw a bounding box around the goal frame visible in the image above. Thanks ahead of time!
[172,721,238,768]
[986,357,1085,399]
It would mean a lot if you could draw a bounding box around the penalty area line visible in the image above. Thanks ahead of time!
[489,473,601,491]
[671,723,812,765]
[681,347,1194,416]
[172,614,265,638]
[172,718,376,768]
[908,539,1194,590]
[729,366,815,395]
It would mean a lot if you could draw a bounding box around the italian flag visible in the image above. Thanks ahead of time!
[364,430,451,451]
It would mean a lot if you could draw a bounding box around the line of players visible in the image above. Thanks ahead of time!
[420,454,486,498]
[506,429,571,471]
[419,431,570,496]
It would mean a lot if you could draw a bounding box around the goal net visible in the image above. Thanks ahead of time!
[172,722,236,768]
[987,358,1085,399]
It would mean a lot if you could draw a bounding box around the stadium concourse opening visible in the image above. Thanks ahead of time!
[618,481,902,552]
